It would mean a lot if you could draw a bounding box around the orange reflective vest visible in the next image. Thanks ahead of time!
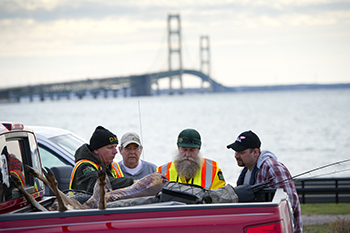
[10,169,25,186]
[157,158,222,189]
[69,160,123,189]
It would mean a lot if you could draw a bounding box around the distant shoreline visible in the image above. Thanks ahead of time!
[226,83,350,92]
[157,83,350,94]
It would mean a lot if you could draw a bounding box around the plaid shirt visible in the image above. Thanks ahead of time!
[255,151,302,233]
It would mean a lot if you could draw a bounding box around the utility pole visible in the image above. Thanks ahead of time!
[200,35,212,92]
[168,14,183,95]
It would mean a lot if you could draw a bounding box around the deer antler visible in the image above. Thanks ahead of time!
[10,174,48,212]
[97,165,106,209]
[43,167,68,211]
[25,165,87,211]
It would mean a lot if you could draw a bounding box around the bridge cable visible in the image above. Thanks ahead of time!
[146,30,168,73]
[182,31,198,70]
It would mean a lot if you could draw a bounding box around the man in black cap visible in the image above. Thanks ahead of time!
[157,128,226,190]
[69,126,134,193]
[227,130,302,233]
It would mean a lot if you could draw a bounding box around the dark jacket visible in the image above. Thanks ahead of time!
[71,144,134,193]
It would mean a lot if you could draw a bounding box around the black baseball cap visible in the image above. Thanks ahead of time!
[227,130,261,152]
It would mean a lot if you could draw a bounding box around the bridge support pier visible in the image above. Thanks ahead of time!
[91,89,100,99]
[123,87,128,97]
[131,75,152,96]
[104,89,108,98]
[76,91,86,99]
[168,14,183,95]
[0,90,12,102]
[113,89,118,98]
[57,92,70,100]
[154,80,160,95]
[200,36,212,93]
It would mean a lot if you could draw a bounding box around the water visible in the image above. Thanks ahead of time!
[1,88,350,184]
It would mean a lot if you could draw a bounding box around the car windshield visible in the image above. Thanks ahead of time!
[49,134,85,156]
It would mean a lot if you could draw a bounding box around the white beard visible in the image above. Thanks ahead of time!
[174,151,202,180]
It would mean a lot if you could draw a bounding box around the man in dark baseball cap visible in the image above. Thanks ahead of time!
[227,130,302,232]
[226,130,261,152]
[177,128,202,148]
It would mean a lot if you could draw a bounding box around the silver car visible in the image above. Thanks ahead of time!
[29,126,87,168]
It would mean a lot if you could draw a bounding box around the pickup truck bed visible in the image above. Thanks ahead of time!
[0,189,293,233]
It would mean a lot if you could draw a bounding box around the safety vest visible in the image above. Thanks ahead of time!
[69,160,123,189]
[10,169,25,186]
[157,158,218,189]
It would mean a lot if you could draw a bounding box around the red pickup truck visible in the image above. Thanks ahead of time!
[0,122,294,233]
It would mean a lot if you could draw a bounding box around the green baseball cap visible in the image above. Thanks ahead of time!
[177,128,201,148]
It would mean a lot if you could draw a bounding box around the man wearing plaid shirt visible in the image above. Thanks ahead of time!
[227,130,302,233]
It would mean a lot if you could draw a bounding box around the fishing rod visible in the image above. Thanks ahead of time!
[138,100,144,160]
[304,168,350,179]
[265,158,350,188]
[234,158,350,202]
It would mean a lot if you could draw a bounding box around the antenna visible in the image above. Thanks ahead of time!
[138,100,144,160]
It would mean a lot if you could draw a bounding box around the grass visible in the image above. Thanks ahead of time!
[303,224,332,233]
[301,203,350,233]
[301,203,350,215]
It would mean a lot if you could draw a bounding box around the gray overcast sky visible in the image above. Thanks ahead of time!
[1,0,350,89]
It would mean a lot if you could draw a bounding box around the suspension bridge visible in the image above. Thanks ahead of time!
[0,14,230,102]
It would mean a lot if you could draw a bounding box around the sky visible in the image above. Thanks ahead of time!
[1,0,350,89]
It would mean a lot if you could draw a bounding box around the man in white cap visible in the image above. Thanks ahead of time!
[118,132,157,180]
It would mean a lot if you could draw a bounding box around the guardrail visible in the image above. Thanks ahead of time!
[294,177,350,204]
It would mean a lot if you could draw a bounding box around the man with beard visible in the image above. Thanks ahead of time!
[227,130,302,233]
[118,132,157,180]
[157,128,226,190]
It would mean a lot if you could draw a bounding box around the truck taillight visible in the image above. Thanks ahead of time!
[246,221,283,233]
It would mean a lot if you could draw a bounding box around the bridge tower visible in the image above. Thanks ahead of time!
[168,14,183,95]
[200,36,212,92]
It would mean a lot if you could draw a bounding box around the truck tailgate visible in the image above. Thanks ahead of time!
[0,202,291,233]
